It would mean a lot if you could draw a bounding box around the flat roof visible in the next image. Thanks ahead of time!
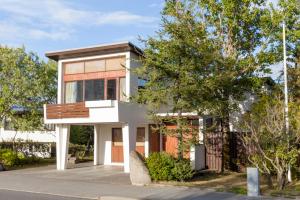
[45,41,143,61]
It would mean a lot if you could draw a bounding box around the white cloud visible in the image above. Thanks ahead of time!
[96,11,157,26]
[0,0,158,41]
[148,3,164,8]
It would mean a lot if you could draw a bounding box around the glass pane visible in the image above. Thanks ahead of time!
[85,59,105,73]
[65,81,83,103]
[107,79,116,100]
[64,62,84,74]
[137,127,145,144]
[106,57,125,71]
[85,79,104,101]
[119,77,126,101]
[112,128,123,146]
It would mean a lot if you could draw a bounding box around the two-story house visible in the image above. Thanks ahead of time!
[44,42,205,173]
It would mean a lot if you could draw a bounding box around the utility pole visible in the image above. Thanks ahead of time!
[283,22,291,182]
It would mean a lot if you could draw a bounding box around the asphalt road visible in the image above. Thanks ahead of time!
[0,189,93,200]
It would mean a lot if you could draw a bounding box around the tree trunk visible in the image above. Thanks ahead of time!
[277,170,287,190]
[177,110,184,160]
[221,112,231,172]
[266,173,273,189]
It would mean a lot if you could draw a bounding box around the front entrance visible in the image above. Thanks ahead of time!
[111,128,124,163]
[111,127,147,163]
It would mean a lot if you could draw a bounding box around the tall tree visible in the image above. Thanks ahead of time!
[257,0,299,102]
[0,46,57,132]
[136,0,219,159]
[193,0,280,170]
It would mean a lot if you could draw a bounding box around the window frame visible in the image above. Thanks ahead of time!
[64,76,125,103]
[63,56,126,75]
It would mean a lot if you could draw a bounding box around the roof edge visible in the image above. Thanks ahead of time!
[45,41,143,61]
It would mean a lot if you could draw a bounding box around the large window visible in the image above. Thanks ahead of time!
[85,79,104,101]
[64,78,125,103]
[65,81,83,103]
[107,79,116,100]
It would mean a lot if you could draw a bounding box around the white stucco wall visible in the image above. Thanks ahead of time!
[229,93,256,132]
[0,127,56,143]
[190,144,206,170]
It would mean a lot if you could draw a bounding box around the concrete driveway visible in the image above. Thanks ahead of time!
[0,164,276,200]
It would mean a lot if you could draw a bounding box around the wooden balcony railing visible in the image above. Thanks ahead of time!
[45,102,89,119]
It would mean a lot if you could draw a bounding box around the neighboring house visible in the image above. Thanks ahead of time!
[44,42,206,173]
[0,106,56,143]
[0,118,56,158]
[0,127,55,143]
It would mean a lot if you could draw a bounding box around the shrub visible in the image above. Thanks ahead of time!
[0,149,18,167]
[146,152,195,182]
[68,143,86,159]
[0,149,41,167]
[171,159,194,181]
[146,152,175,181]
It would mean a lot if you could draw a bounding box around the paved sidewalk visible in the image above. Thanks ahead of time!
[0,165,281,200]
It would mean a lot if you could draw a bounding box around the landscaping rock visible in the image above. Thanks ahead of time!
[129,151,151,186]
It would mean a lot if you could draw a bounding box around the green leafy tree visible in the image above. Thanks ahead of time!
[240,92,300,190]
[70,125,93,147]
[136,0,219,159]
[0,46,57,134]
[263,0,300,102]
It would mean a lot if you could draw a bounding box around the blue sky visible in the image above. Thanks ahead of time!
[0,0,164,59]
[0,0,282,79]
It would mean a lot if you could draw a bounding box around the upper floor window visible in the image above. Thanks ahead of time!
[65,81,83,103]
[85,79,105,101]
[64,56,125,75]
[107,79,116,100]
[65,78,124,103]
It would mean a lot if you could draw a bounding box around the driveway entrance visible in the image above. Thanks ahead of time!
[0,164,263,200]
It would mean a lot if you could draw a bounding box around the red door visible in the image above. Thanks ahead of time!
[149,125,160,153]
[111,128,124,163]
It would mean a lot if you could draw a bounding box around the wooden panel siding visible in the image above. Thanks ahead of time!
[205,131,223,172]
[46,102,89,119]
[64,70,126,82]
[111,128,124,163]
[149,125,160,153]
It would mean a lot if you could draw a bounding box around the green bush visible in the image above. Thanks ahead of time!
[0,149,40,167]
[172,159,194,181]
[0,149,18,167]
[146,152,175,181]
[146,152,195,181]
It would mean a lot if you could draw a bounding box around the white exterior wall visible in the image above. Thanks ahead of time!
[190,144,205,170]
[0,127,55,143]
[229,93,256,132]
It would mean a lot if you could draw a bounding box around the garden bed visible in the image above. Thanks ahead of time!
[156,170,300,198]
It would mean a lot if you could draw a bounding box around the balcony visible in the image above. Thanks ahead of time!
[45,102,89,119]
[44,100,148,125]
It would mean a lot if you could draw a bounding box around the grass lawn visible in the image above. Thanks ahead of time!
[156,170,300,198]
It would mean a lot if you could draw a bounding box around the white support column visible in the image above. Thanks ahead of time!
[94,125,100,166]
[56,124,70,170]
[144,125,149,158]
[122,123,136,173]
